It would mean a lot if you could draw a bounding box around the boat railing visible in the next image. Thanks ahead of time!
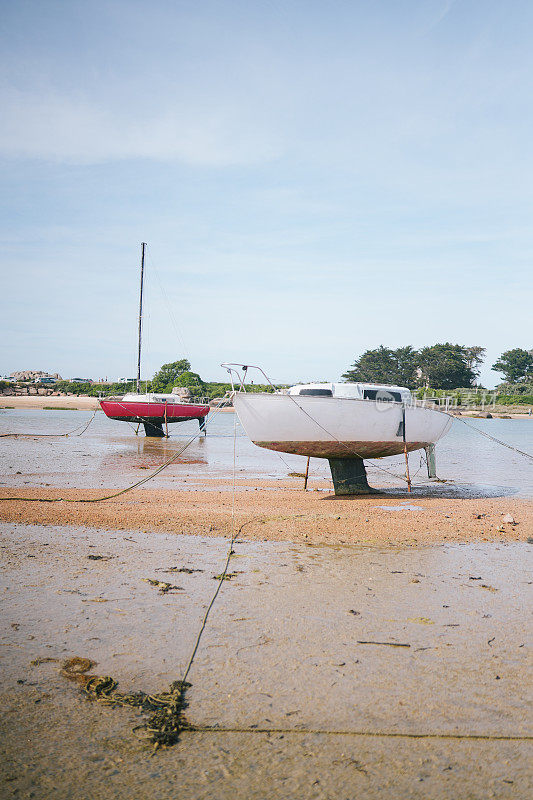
[98,392,234,408]
[221,363,275,392]
[219,364,479,415]
[414,395,458,412]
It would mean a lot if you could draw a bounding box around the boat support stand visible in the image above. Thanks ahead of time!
[425,444,437,478]
[328,458,378,496]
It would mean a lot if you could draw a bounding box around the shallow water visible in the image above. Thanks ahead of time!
[0,408,532,497]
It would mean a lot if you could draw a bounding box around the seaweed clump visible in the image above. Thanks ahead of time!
[60,657,192,748]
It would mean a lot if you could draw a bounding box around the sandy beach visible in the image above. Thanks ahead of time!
[0,394,100,410]
[0,482,531,544]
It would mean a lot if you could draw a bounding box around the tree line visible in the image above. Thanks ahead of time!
[342,344,533,390]
[150,349,533,394]
[4,347,531,399]
[36,360,277,400]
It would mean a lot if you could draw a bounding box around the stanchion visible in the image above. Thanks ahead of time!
[304,457,310,490]
[402,405,412,493]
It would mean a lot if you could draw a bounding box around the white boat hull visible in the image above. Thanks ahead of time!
[233,393,452,459]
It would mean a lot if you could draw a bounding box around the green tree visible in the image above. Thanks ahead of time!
[171,370,204,389]
[418,343,475,389]
[464,346,486,380]
[151,359,192,392]
[392,345,419,387]
[492,348,533,382]
[342,345,418,388]
[342,346,395,383]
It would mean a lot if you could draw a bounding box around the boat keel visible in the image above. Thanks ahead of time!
[328,457,378,496]
[143,421,166,437]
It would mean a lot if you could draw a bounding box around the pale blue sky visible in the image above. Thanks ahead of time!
[1,0,531,387]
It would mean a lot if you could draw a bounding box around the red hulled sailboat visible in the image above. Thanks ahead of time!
[99,243,210,437]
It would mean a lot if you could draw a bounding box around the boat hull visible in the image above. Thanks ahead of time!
[99,399,210,424]
[233,393,452,459]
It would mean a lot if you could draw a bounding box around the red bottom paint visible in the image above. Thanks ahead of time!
[255,440,429,459]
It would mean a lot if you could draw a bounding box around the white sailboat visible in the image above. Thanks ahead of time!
[225,366,452,494]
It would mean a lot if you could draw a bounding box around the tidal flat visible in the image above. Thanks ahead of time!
[0,409,532,797]
[1,523,532,799]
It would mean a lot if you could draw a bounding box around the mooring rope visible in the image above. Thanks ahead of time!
[0,407,98,439]
[180,410,240,687]
[71,416,533,750]
[39,405,241,749]
[0,405,227,504]
[180,726,532,742]
[451,415,533,462]
[77,406,250,749]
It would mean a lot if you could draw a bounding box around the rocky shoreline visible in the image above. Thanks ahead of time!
[2,387,68,397]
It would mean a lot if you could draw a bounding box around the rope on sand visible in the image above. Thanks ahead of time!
[0,405,229,504]
[60,410,245,749]
[180,726,533,742]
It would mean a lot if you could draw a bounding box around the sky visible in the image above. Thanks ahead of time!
[1,0,532,388]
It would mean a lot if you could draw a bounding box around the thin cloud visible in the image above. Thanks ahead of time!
[0,87,284,165]
[427,0,457,31]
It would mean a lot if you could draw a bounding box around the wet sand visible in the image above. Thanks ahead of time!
[1,413,532,797]
[0,482,531,544]
[1,523,531,799]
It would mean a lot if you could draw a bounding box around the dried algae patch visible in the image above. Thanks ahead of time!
[60,656,97,686]
[143,577,183,593]
[59,656,192,748]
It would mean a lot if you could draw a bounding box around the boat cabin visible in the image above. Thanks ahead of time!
[286,382,411,403]
[120,392,193,404]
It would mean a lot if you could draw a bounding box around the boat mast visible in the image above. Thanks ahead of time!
[136,242,146,394]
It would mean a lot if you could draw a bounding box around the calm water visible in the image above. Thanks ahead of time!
[0,408,532,497]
